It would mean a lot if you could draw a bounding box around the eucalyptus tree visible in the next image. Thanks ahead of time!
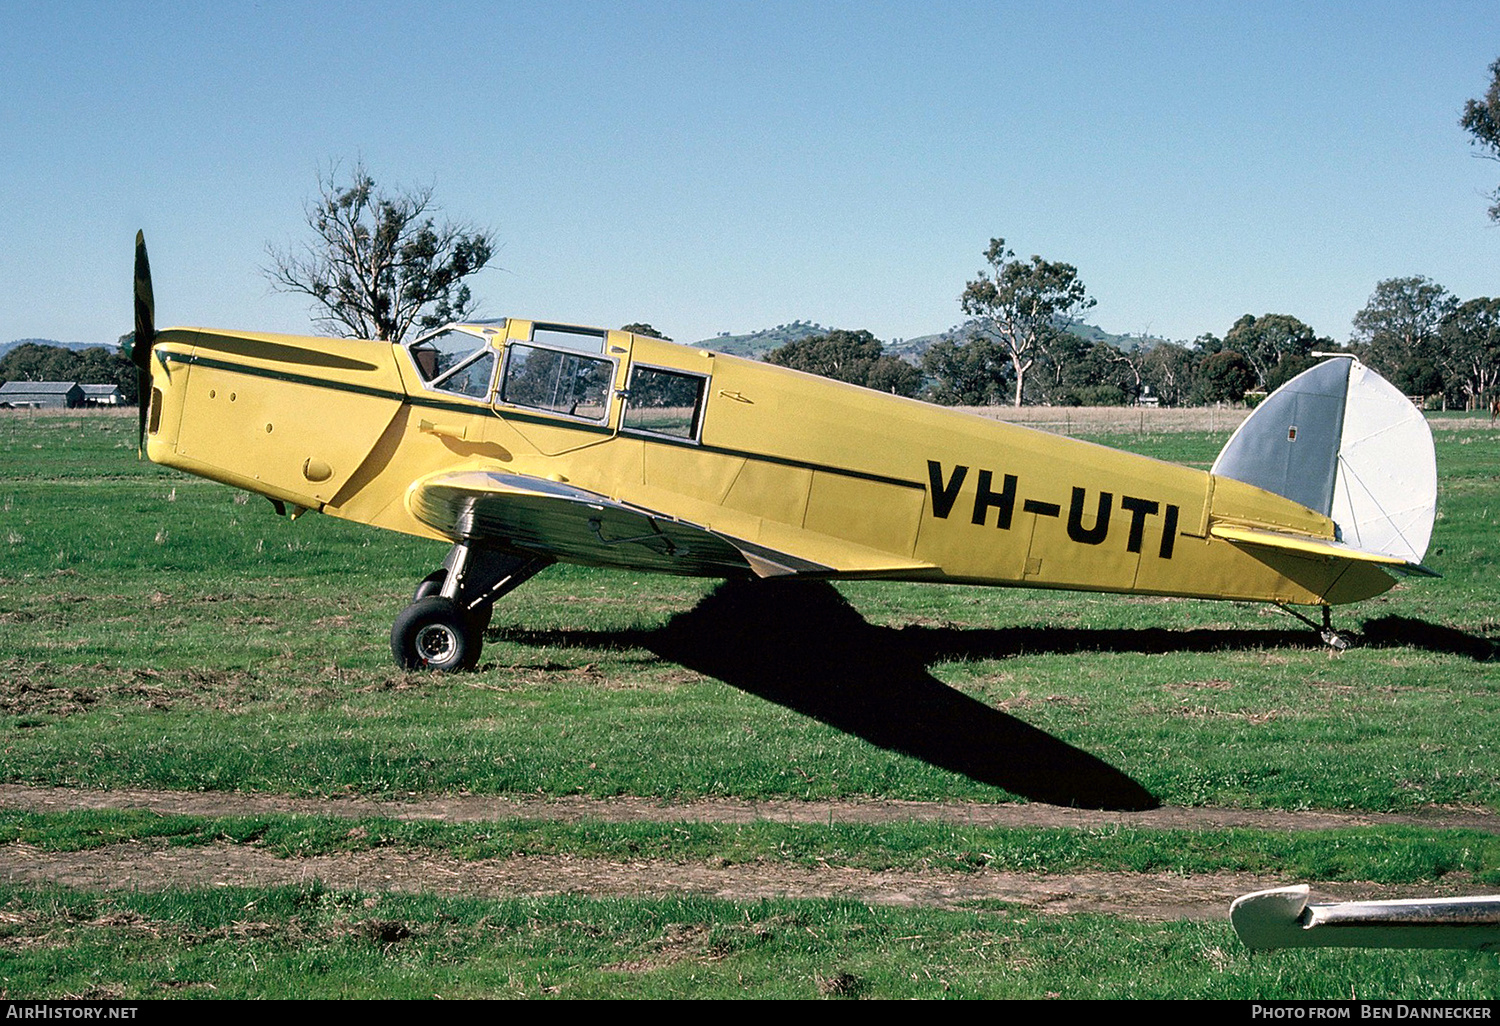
[1438,297,1500,410]
[919,331,1010,406]
[1138,341,1199,407]
[266,162,495,343]
[1351,276,1456,397]
[958,237,1095,406]
[1222,313,1327,391]
[764,329,921,397]
[1461,57,1500,221]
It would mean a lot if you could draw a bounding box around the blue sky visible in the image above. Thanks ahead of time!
[3,0,1499,347]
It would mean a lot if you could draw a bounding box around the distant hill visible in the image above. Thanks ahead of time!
[1067,322,1164,352]
[689,322,833,358]
[0,338,118,360]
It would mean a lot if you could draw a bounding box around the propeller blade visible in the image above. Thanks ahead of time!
[129,231,156,455]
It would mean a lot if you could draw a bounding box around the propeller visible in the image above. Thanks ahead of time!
[126,231,156,455]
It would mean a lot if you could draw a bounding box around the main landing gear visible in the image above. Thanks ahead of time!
[391,544,551,671]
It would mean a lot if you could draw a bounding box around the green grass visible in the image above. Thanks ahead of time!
[2,409,1498,999]
[0,885,1493,1000]
[1,413,1496,808]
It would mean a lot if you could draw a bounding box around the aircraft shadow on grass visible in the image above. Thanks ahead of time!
[494,581,1495,813]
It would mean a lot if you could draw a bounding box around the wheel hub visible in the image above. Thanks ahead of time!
[414,622,458,663]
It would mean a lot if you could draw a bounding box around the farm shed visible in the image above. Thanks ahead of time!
[79,383,125,405]
[0,381,84,408]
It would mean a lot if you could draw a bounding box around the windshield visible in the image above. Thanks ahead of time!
[408,328,496,400]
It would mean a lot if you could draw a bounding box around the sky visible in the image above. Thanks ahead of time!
[3,0,1499,348]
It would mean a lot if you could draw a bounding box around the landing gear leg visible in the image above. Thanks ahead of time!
[1275,603,1353,651]
[391,545,552,671]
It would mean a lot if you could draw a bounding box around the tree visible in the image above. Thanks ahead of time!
[266,162,495,342]
[1138,342,1199,407]
[1194,350,1256,404]
[0,343,137,403]
[763,329,922,397]
[1034,328,1091,404]
[959,238,1095,406]
[1461,58,1500,221]
[919,331,1010,405]
[1438,297,1500,410]
[1051,340,1140,406]
[1351,276,1456,397]
[1222,314,1327,391]
[621,323,671,340]
[863,355,924,397]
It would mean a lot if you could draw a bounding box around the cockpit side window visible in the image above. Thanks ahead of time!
[622,365,707,441]
[500,343,614,421]
[435,350,496,399]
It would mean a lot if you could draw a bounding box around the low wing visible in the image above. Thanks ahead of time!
[406,470,838,578]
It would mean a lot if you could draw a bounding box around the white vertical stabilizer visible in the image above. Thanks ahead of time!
[1212,357,1436,566]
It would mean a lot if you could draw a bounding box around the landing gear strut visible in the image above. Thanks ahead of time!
[391,544,551,671]
[1276,604,1353,651]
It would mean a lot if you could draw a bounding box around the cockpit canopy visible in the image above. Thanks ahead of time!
[406,321,616,419]
[405,320,707,440]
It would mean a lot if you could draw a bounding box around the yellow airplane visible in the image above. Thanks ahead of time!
[128,234,1437,671]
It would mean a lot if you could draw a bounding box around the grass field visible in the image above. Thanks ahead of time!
[0,407,1497,999]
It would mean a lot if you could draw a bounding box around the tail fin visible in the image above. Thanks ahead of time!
[1210,357,1436,569]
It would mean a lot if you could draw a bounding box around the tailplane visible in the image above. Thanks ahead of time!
[1210,357,1436,571]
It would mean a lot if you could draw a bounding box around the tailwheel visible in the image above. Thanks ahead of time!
[391,596,481,672]
[1318,607,1352,651]
[1275,603,1354,651]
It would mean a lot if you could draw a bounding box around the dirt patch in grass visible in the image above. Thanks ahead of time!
[5,784,1495,833]
[0,836,1474,923]
[0,785,1495,922]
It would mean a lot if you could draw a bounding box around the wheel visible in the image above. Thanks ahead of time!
[412,569,447,602]
[412,571,490,636]
[391,596,481,672]
[1320,628,1353,651]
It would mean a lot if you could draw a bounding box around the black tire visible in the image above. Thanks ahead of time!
[391,596,480,672]
[410,571,491,640]
[412,569,447,602]
[468,601,493,636]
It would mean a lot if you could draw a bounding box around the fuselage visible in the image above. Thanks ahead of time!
[143,319,1396,608]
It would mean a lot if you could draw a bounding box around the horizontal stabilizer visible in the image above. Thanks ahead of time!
[1209,524,1439,577]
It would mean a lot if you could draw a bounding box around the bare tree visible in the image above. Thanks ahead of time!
[266,162,495,342]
